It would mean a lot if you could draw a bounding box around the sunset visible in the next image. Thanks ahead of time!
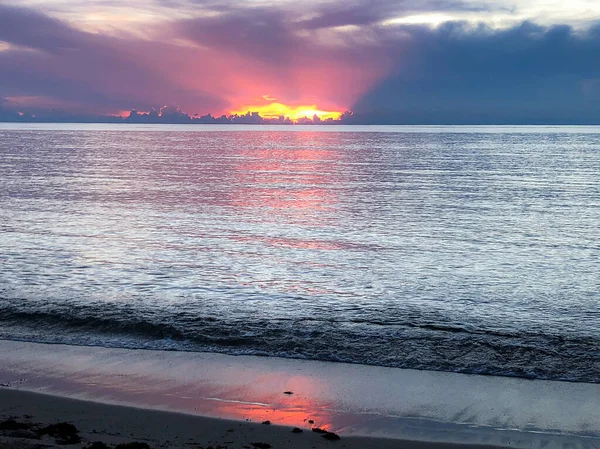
[1,1,600,449]
[1,0,599,123]
[229,97,343,122]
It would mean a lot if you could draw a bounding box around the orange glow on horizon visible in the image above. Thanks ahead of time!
[229,100,342,122]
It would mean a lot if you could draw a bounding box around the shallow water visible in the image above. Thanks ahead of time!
[1,124,599,382]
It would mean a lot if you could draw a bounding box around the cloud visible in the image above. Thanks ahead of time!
[1,1,599,123]
[11,0,600,30]
[350,21,600,123]
[294,0,494,30]
[0,3,227,114]
[167,4,392,110]
[0,98,24,121]
[0,2,390,117]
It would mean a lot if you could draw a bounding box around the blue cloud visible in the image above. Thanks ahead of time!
[351,21,600,124]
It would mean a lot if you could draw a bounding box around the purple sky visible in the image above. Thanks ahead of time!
[1,0,599,123]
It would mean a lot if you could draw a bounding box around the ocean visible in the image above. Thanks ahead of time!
[1,124,599,383]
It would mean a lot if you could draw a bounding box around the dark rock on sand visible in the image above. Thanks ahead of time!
[7,429,39,439]
[0,419,32,431]
[115,443,151,449]
[283,391,293,395]
[322,432,341,441]
[311,428,327,434]
[307,420,314,424]
[39,422,81,444]
[85,443,111,449]
[291,427,303,433]
[261,420,271,425]
[250,442,272,449]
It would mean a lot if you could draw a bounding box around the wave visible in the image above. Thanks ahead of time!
[1,298,598,384]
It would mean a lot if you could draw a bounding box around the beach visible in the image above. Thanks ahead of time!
[2,340,600,449]
[2,0,600,441]
[2,126,600,448]
[1,388,518,449]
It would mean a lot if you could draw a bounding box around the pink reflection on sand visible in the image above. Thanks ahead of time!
[4,341,600,446]
[1,348,337,431]
[201,394,334,430]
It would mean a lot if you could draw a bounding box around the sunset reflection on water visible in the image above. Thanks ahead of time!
[229,131,342,227]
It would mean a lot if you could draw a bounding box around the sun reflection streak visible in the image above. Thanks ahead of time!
[229,132,341,226]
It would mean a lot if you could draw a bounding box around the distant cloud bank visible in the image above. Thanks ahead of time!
[0,103,356,125]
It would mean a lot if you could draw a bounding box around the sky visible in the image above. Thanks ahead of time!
[1,0,599,123]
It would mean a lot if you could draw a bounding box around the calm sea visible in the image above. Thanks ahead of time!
[1,124,599,382]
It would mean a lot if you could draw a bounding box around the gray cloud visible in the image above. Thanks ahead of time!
[0,3,226,114]
[295,0,496,30]
[350,21,600,123]
[175,8,298,65]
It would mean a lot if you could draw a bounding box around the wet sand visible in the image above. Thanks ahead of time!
[1,340,599,449]
[0,388,517,449]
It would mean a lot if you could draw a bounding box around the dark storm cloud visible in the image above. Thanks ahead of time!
[0,6,72,52]
[350,21,600,124]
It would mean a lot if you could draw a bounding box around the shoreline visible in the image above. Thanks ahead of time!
[1,335,595,385]
[0,388,513,449]
[1,339,599,448]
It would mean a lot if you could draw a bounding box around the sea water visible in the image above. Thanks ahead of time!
[1,124,599,382]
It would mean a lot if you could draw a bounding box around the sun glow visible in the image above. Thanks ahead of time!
[229,99,342,122]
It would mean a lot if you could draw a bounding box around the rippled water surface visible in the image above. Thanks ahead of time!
[1,124,599,382]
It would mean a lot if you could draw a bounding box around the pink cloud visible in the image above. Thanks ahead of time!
[0,2,393,116]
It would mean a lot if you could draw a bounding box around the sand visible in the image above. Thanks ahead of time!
[0,387,517,449]
[1,340,599,449]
